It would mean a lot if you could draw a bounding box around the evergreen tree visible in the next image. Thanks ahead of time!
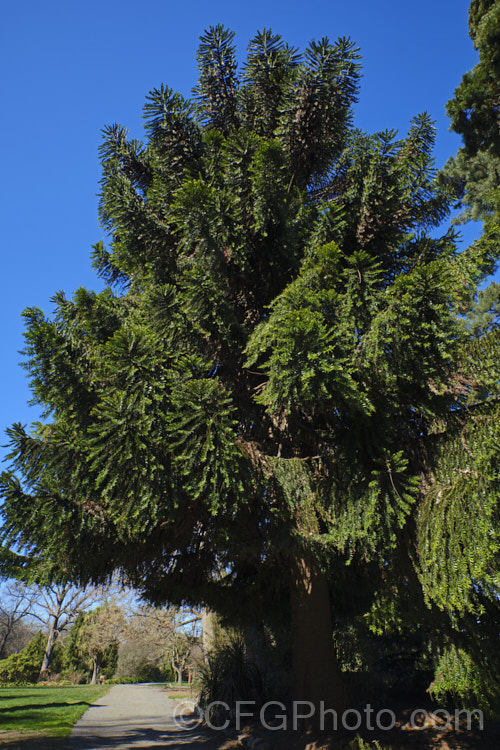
[444,0,500,223]
[466,279,500,335]
[63,611,119,680]
[0,632,47,683]
[1,26,499,714]
[75,603,123,683]
[63,613,87,676]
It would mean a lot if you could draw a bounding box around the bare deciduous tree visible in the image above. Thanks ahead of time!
[132,606,201,684]
[30,584,108,679]
[0,582,38,657]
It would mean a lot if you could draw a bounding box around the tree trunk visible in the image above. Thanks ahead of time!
[38,623,58,680]
[174,665,183,685]
[290,554,346,724]
[90,656,99,684]
[0,630,9,658]
[201,608,216,658]
[0,613,16,658]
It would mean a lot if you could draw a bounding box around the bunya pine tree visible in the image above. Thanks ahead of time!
[1,26,500,714]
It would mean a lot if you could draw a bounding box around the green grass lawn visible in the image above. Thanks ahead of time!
[0,684,109,738]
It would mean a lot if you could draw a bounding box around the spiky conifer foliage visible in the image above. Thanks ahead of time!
[1,26,499,708]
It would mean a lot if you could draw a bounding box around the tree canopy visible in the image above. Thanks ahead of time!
[1,24,499,710]
[444,0,500,223]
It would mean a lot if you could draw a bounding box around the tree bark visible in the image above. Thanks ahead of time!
[38,622,58,680]
[201,608,216,658]
[0,629,10,658]
[172,665,182,685]
[290,554,346,724]
[90,656,99,684]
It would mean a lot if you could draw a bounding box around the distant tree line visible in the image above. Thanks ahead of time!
[0,580,202,685]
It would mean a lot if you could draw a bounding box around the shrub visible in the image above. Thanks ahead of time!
[198,632,265,726]
[0,632,46,683]
[62,670,86,685]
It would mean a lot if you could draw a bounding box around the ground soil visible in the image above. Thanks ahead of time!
[179,694,500,750]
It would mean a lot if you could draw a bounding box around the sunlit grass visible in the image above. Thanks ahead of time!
[0,685,109,737]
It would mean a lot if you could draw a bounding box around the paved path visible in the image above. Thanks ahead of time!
[64,684,223,750]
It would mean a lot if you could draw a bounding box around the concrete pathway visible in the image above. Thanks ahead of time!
[64,684,222,750]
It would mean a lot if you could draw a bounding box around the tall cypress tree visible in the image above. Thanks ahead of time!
[1,26,499,712]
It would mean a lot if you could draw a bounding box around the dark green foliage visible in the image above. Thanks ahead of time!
[275,36,361,189]
[121,660,167,683]
[100,642,118,679]
[194,25,239,133]
[334,619,433,701]
[0,547,26,578]
[63,613,86,675]
[240,30,301,138]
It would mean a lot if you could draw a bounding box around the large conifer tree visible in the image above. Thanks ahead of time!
[2,26,500,711]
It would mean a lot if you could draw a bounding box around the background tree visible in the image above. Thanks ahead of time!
[0,581,38,658]
[465,279,500,335]
[63,612,88,680]
[30,584,107,679]
[114,639,169,683]
[126,605,201,684]
[63,610,118,682]
[76,602,125,684]
[1,25,499,716]
[0,632,55,683]
[153,608,200,685]
[444,0,500,367]
[444,0,500,223]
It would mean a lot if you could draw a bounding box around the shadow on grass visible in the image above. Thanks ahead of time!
[0,739,66,750]
[0,702,94,714]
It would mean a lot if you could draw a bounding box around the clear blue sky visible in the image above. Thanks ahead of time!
[0,0,483,463]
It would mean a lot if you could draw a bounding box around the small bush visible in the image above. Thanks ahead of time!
[60,670,86,685]
[0,632,46,683]
[198,632,265,726]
